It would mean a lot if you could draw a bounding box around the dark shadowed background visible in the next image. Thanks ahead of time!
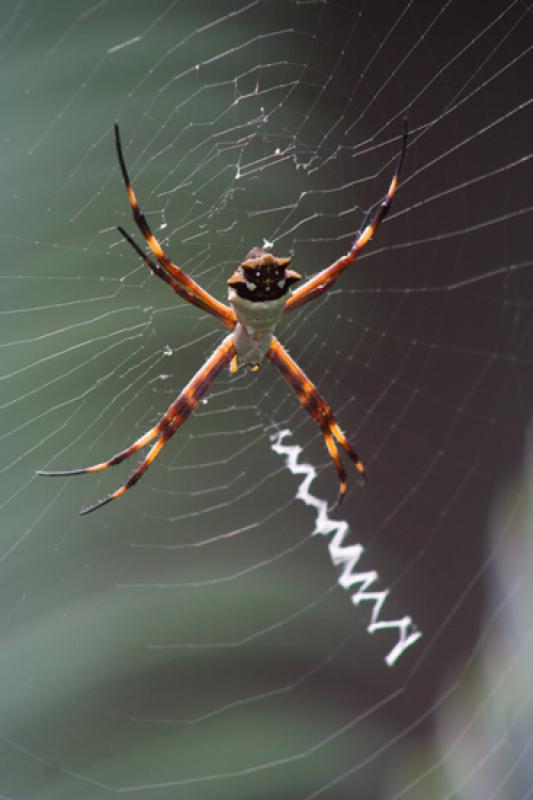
[1,1,532,798]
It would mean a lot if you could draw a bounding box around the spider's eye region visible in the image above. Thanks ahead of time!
[243,265,279,286]
[228,251,298,301]
[244,267,259,285]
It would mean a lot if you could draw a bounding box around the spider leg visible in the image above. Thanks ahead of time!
[322,426,348,508]
[114,122,236,329]
[267,336,366,506]
[39,335,235,515]
[117,226,218,318]
[284,120,408,316]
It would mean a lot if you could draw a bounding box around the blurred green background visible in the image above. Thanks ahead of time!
[1,1,532,797]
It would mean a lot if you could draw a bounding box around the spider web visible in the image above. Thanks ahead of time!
[1,1,533,797]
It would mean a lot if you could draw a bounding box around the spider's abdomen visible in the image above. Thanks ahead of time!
[229,289,286,334]
[229,289,286,368]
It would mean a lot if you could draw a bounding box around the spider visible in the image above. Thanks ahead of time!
[38,121,408,515]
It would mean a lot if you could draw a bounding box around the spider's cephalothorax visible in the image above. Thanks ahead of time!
[227,248,302,372]
[38,120,408,514]
[227,248,301,302]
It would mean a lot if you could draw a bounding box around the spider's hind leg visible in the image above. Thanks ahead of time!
[267,336,366,505]
[37,423,171,479]
[38,335,236,514]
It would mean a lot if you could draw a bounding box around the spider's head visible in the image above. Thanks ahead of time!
[228,248,302,302]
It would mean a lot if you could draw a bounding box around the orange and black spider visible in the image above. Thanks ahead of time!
[38,121,408,515]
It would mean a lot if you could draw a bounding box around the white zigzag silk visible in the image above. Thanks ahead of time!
[271,429,422,666]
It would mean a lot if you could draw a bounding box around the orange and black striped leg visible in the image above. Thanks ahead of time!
[267,337,366,506]
[282,281,329,316]
[38,335,236,515]
[284,119,408,316]
[114,123,236,330]
[118,226,218,319]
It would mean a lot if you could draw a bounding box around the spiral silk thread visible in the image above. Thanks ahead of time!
[271,429,422,666]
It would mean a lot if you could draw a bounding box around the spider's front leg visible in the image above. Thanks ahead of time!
[114,123,236,330]
[267,336,366,506]
[284,120,408,316]
[38,335,235,515]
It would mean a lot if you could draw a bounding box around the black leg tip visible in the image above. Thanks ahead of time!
[328,488,345,513]
[80,495,113,516]
[37,468,87,477]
